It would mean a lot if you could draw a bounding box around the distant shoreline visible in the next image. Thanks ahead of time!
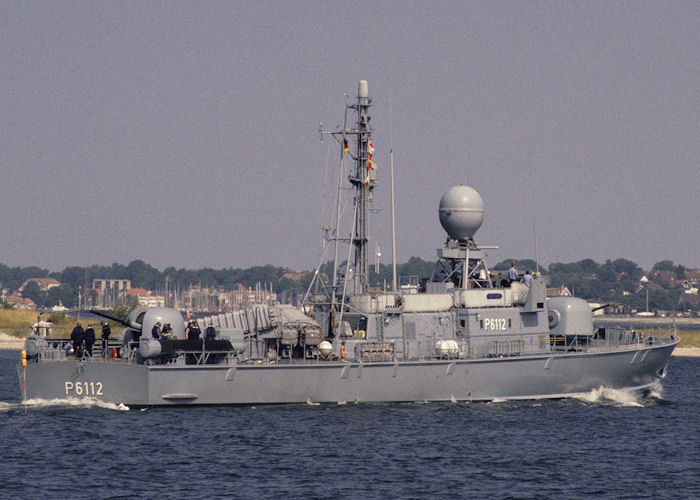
[672,347,700,357]
[0,332,25,350]
[594,316,700,329]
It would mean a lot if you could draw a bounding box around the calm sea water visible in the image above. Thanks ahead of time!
[1,350,698,499]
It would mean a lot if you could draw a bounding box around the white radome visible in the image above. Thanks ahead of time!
[438,185,484,240]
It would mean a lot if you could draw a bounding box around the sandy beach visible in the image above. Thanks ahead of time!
[0,332,25,350]
[671,347,700,357]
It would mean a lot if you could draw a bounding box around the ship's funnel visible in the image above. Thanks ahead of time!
[358,80,368,98]
[439,185,484,241]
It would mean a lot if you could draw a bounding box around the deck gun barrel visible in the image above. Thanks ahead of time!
[90,309,140,330]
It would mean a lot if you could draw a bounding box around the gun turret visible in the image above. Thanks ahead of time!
[92,307,187,345]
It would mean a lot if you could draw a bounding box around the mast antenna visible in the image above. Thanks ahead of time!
[389,92,398,291]
[529,164,540,275]
[318,81,374,298]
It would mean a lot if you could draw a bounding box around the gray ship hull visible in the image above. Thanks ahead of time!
[19,342,676,406]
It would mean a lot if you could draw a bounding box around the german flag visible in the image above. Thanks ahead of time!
[343,139,349,154]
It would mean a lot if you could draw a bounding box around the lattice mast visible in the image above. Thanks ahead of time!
[349,80,374,295]
[319,80,375,300]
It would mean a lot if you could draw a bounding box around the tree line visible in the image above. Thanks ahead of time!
[1,257,697,312]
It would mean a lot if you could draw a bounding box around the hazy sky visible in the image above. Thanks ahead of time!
[1,1,698,273]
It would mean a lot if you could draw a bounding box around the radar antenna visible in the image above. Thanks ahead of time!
[435,185,498,289]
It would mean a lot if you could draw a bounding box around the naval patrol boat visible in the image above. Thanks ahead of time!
[18,81,678,406]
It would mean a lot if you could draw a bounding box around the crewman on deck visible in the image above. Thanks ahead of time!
[161,323,173,339]
[508,263,518,283]
[84,324,96,356]
[205,323,216,340]
[151,322,161,339]
[101,321,111,356]
[70,323,84,357]
[186,321,201,340]
[523,270,533,285]
[340,340,347,361]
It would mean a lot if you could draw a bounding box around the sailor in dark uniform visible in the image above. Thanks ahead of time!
[70,323,84,357]
[205,323,216,340]
[161,323,173,339]
[151,322,161,339]
[186,321,201,340]
[84,324,96,356]
[101,322,111,356]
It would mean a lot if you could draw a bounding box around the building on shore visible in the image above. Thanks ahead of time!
[91,279,132,308]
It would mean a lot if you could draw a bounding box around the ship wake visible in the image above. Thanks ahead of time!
[0,397,129,412]
[573,380,665,407]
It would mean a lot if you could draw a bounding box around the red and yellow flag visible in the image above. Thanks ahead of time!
[365,139,375,186]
